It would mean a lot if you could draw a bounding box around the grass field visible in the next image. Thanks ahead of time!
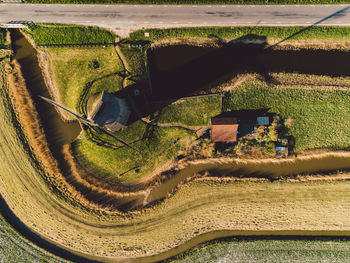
[223,80,350,151]
[25,24,116,46]
[167,238,350,263]
[130,26,350,42]
[47,46,123,111]
[74,123,194,181]
[22,0,350,5]
[0,213,67,263]
[157,95,222,126]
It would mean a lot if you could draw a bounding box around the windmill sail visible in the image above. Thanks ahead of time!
[40,96,137,152]
[97,127,139,152]
[39,96,96,127]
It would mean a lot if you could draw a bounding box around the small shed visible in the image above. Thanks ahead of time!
[211,116,239,143]
[86,91,131,132]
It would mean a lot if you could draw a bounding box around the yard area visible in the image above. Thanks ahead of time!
[223,80,350,152]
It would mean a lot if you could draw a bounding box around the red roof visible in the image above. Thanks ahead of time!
[211,117,239,142]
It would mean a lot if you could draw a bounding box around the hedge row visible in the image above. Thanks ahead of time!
[22,0,350,4]
[25,24,116,45]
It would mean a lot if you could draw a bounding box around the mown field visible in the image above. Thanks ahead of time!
[25,24,116,46]
[22,0,350,5]
[168,238,350,263]
[223,80,350,151]
[0,51,68,263]
[0,213,67,263]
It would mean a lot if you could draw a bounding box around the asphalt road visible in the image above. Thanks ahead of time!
[1,4,350,36]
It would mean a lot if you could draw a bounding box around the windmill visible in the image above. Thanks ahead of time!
[40,95,138,152]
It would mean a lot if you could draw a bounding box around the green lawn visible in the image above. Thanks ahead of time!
[47,46,123,112]
[157,95,222,126]
[74,123,194,181]
[129,26,350,42]
[168,238,350,263]
[223,80,350,151]
[25,24,115,46]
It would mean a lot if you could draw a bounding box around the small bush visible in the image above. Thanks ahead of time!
[88,59,100,70]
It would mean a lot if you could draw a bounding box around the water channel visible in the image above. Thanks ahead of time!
[10,29,81,151]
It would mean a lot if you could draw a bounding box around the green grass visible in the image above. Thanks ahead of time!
[0,29,7,49]
[0,214,68,263]
[129,26,350,42]
[22,0,350,5]
[47,46,123,112]
[223,80,350,151]
[157,95,222,126]
[119,44,149,83]
[25,24,116,46]
[74,122,194,181]
[167,238,350,263]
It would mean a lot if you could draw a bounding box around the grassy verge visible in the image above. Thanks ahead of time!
[129,26,350,42]
[223,80,350,151]
[22,0,350,5]
[167,237,350,263]
[25,24,116,46]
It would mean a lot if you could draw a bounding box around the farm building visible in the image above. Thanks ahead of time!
[211,116,239,143]
[86,91,131,132]
[211,110,273,143]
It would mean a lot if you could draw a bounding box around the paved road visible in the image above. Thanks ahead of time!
[1,4,350,36]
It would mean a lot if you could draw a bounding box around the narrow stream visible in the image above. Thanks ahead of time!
[10,29,81,150]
